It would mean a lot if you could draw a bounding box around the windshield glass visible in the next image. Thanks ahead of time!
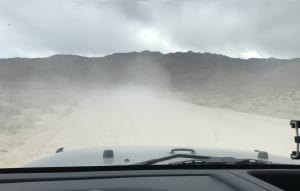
[1,0,300,168]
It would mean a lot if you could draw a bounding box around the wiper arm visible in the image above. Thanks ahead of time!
[134,154,211,165]
[135,154,272,165]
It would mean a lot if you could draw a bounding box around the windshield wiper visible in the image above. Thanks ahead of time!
[134,153,272,165]
[135,154,210,165]
[168,158,272,165]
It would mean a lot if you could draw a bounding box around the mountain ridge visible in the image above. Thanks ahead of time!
[1,51,299,87]
[1,50,299,61]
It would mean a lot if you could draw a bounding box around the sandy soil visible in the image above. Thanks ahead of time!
[0,87,295,167]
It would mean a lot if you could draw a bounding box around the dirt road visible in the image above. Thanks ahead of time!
[0,88,294,167]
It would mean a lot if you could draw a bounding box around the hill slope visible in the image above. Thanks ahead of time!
[1,51,300,118]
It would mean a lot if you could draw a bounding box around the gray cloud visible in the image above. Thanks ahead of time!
[0,0,300,58]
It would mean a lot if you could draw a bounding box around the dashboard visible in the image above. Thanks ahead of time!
[0,165,300,191]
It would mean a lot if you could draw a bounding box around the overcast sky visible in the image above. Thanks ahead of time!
[0,0,300,59]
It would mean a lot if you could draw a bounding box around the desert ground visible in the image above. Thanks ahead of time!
[0,84,296,167]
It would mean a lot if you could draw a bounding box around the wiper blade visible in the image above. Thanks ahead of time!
[134,154,272,165]
[169,158,272,165]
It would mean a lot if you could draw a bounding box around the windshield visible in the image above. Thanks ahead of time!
[1,0,300,168]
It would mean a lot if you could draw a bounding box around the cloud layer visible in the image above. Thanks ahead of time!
[1,0,300,58]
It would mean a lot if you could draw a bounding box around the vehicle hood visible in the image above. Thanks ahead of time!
[23,146,300,167]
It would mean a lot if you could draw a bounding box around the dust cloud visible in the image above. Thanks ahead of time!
[0,55,297,167]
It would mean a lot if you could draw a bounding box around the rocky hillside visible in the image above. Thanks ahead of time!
[1,51,300,118]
